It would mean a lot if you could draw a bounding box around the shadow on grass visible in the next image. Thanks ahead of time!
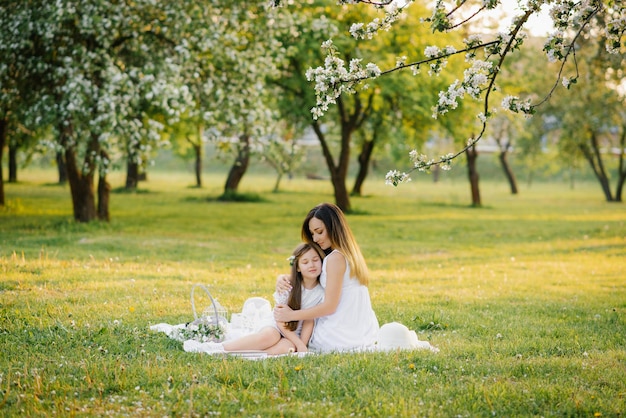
[3,180,66,187]
[181,191,269,203]
[420,201,494,210]
[215,191,267,203]
[345,207,371,216]
[41,182,69,187]
[112,187,152,194]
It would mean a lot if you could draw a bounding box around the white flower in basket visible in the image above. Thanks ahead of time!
[178,284,228,343]
[179,317,226,343]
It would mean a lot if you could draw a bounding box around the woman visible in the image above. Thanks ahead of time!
[274,203,379,352]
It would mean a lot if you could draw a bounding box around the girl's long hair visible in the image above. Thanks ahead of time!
[285,243,323,331]
[301,203,369,286]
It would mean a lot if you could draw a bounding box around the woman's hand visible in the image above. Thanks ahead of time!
[274,304,294,322]
[275,274,292,293]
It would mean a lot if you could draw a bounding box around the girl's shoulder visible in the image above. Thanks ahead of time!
[304,283,324,293]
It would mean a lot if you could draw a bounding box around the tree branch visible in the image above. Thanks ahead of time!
[532,4,600,109]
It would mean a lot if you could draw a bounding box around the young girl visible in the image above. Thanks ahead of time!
[186,243,324,355]
[274,203,379,352]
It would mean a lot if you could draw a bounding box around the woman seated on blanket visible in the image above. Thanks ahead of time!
[190,243,324,355]
[274,202,380,353]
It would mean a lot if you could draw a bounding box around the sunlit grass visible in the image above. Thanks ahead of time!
[1,168,624,416]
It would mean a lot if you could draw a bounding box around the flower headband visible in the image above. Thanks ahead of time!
[287,255,296,266]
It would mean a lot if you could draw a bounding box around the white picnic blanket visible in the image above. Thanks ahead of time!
[150,297,439,356]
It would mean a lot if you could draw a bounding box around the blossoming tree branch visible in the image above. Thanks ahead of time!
[274,0,625,186]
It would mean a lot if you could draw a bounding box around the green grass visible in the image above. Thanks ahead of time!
[1,168,625,417]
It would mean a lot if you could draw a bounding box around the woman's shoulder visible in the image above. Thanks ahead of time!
[325,250,347,271]
[326,249,345,260]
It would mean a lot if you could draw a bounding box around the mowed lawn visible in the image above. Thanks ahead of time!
[1,168,624,417]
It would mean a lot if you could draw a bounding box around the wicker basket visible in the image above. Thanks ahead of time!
[184,284,228,343]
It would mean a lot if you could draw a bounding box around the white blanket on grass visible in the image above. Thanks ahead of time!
[150,297,439,356]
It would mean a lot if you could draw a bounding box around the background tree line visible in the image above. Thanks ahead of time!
[1,0,624,221]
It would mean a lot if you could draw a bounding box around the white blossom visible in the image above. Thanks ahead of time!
[385,170,411,186]
[562,76,570,88]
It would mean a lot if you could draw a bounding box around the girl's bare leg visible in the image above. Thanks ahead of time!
[222,327,281,351]
[264,338,296,355]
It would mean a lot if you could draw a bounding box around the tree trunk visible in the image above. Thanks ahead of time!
[351,137,375,197]
[568,166,576,190]
[614,125,625,202]
[336,114,354,212]
[616,171,625,203]
[499,150,518,194]
[526,165,534,188]
[432,164,440,183]
[310,91,373,212]
[56,151,67,184]
[194,125,204,188]
[65,146,97,222]
[311,121,352,212]
[125,159,139,190]
[97,150,111,221]
[223,134,250,195]
[60,120,99,222]
[273,172,282,193]
[0,117,6,206]
[97,173,111,221]
[579,133,614,201]
[466,145,481,207]
[194,142,202,188]
[313,94,373,213]
[332,171,351,211]
[8,142,17,183]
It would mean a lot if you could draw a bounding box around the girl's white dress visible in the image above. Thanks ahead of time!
[274,284,324,337]
[308,250,379,353]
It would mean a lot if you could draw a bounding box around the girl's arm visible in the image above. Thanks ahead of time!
[299,319,315,348]
[278,323,308,352]
[274,251,345,322]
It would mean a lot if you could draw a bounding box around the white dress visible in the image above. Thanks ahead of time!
[308,250,379,353]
